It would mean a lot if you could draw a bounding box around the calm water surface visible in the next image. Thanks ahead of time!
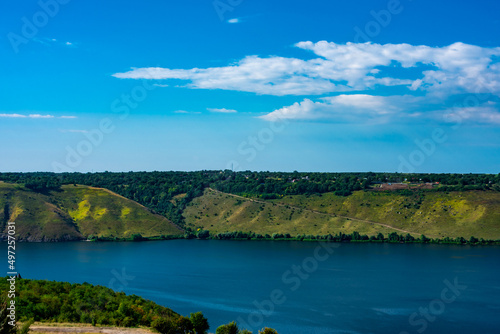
[12,240,500,333]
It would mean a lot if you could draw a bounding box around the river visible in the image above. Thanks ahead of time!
[12,240,500,333]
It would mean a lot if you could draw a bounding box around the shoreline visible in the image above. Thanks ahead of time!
[3,235,500,245]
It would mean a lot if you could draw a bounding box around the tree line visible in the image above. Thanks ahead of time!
[202,230,499,245]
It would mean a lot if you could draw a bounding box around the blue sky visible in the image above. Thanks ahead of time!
[1,0,500,173]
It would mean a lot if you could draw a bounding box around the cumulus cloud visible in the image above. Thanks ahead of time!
[228,18,240,24]
[260,94,500,125]
[112,41,500,97]
[207,108,238,113]
[441,106,500,125]
[259,95,409,122]
[113,41,500,124]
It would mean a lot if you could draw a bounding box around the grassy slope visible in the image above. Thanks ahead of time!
[0,183,183,241]
[184,189,405,237]
[0,182,82,241]
[184,188,500,239]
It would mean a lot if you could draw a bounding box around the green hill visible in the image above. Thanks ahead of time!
[1,170,499,242]
[0,277,179,327]
[0,182,183,241]
[184,188,500,239]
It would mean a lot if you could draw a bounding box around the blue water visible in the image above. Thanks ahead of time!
[11,240,500,333]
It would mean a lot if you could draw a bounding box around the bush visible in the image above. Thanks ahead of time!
[197,230,210,240]
[216,321,239,334]
[131,234,144,241]
[190,312,209,334]
[152,317,175,334]
[259,328,278,334]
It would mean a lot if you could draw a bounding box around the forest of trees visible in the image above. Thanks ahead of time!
[0,171,498,230]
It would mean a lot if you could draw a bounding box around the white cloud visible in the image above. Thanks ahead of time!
[260,95,404,122]
[441,106,500,124]
[60,129,88,133]
[112,41,500,97]
[207,108,238,113]
[259,99,319,121]
[0,113,26,118]
[260,94,500,125]
[0,113,77,119]
[29,114,54,119]
[113,41,500,125]
[33,38,76,48]
[228,18,240,24]
[174,110,201,114]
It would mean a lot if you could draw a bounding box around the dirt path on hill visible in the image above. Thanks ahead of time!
[207,188,417,235]
[29,325,154,334]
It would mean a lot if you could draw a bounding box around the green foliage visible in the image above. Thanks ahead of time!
[152,318,176,334]
[0,301,16,334]
[258,328,278,334]
[24,177,61,193]
[208,230,499,245]
[196,230,210,240]
[176,316,194,333]
[0,278,178,328]
[216,321,239,334]
[131,233,144,241]
[189,312,209,334]
[151,316,196,334]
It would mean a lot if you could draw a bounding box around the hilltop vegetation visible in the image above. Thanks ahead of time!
[0,171,499,241]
